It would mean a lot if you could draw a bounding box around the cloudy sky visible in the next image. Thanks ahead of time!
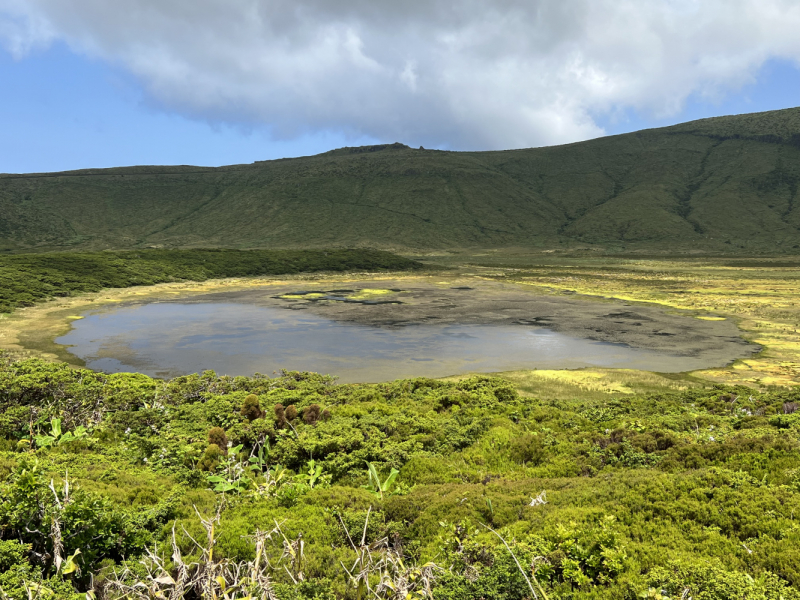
[2,0,800,173]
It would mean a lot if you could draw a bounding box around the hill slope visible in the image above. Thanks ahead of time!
[2,107,800,254]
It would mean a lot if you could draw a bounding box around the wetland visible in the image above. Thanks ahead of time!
[1,251,799,600]
[53,279,755,382]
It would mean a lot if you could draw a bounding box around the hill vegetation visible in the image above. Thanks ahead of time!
[1,356,799,599]
[0,248,424,313]
[2,108,800,254]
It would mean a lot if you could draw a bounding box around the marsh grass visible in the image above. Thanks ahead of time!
[491,369,699,401]
[463,256,800,387]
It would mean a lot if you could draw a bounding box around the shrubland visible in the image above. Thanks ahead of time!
[1,355,799,598]
[0,248,424,314]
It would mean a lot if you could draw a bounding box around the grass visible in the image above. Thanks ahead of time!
[454,255,800,387]
[2,107,800,254]
[0,248,424,313]
[495,368,700,401]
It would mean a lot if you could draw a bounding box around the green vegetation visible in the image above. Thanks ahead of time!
[3,136,800,596]
[0,248,424,313]
[1,355,799,598]
[452,254,800,388]
[2,107,800,254]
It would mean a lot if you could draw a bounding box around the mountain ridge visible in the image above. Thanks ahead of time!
[2,106,800,254]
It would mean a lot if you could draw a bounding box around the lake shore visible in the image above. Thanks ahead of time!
[1,269,758,381]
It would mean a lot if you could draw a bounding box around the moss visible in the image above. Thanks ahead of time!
[207,427,228,453]
[240,394,263,421]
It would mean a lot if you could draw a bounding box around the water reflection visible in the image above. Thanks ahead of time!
[56,302,706,382]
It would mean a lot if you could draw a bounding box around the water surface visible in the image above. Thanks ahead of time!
[56,302,708,382]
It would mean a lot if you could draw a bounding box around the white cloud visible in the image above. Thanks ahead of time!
[2,0,800,149]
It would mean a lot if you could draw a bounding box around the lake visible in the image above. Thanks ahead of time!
[54,300,713,382]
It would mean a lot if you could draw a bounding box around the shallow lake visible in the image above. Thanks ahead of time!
[56,301,711,382]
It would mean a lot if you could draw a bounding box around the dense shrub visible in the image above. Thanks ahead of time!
[240,394,263,421]
[197,443,223,471]
[303,404,321,425]
[207,426,228,452]
[0,248,425,313]
[508,433,545,465]
[274,403,287,428]
[1,356,799,597]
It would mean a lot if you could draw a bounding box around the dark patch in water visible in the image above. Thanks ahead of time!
[514,317,552,326]
[605,311,651,321]
[451,286,474,290]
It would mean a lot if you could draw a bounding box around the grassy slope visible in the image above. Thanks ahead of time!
[2,108,800,254]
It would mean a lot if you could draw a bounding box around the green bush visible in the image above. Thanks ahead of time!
[1,356,799,597]
[208,426,229,452]
[508,433,544,466]
[240,394,263,421]
[644,559,800,600]
[0,248,425,313]
[197,443,223,471]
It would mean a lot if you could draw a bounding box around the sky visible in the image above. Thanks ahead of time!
[1,0,800,174]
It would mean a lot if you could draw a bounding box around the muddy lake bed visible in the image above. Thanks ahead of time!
[53,279,757,382]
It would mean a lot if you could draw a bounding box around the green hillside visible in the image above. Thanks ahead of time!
[2,107,800,254]
[0,248,424,313]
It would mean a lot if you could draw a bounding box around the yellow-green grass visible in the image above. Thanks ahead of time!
[445,368,700,401]
[346,288,395,299]
[473,257,800,387]
[280,292,326,299]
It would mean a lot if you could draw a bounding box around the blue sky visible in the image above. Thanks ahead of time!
[2,1,800,174]
[595,59,800,137]
[0,44,378,173]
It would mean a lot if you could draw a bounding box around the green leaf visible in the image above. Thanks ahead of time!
[367,463,381,492]
[35,435,56,448]
[382,468,400,492]
[61,549,81,575]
